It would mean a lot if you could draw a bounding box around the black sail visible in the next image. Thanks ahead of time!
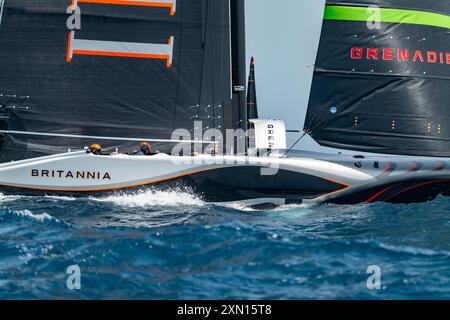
[0,0,233,162]
[246,57,258,120]
[304,0,450,157]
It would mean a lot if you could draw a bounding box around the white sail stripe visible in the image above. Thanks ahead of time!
[71,36,174,62]
[0,130,218,144]
[73,38,172,55]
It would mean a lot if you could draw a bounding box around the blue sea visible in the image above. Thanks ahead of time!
[1,189,450,300]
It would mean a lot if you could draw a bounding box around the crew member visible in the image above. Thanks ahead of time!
[135,142,157,156]
[90,143,102,155]
[205,145,220,155]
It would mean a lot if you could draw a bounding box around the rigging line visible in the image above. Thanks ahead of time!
[227,0,233,100]
[0,0,5,27]
[282,130,310,158]
[0,130,218,144]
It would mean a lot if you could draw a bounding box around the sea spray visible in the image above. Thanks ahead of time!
[91,189,205,208]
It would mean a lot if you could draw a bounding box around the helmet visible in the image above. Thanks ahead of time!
[90,144,102,151]
[90,144,102,154]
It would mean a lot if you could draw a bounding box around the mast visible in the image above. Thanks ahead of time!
[230,0,247,132]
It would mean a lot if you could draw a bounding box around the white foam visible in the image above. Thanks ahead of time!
[217,202,258,212]
[217,200,314,212]
[92,189,205,208]
[13,209,56,222]
[44,195,77,202]
[0,193,22,203]
[271,203,316,212]
[0,193,76,204]
[376,242,444,257]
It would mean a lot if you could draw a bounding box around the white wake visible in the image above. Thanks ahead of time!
[91,189,205,208]
[0,193,23,203]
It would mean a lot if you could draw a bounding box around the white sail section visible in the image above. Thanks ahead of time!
[67,0,175,65]
[67,32,174,67]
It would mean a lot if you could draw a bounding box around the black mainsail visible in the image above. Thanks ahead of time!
[305,0,450,157]
[0,0,245,162]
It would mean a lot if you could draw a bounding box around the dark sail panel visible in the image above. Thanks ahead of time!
[0,0,231,162]
[246,57,258,120]
[305,0,450,157]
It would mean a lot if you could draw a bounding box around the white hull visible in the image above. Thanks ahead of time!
[1,150,450,206]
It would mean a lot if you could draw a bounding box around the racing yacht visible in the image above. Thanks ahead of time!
[1,0,450,207]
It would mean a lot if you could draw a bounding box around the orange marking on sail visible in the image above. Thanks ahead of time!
[77,0,176,15]
[72,50,171,66]
[66,32,73,62]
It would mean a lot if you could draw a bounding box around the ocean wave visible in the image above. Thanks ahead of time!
[0,193,23,203]
[217,203,313,213]
[12,209,56,223]
[215,202,260,212]
[43,195,77,202]
[1,195,450,298]
[375,241,450,257]
[0,193,77,204]
[271,203,316,212]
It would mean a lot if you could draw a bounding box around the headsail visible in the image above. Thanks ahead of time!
[0,0,237,162]
[305,0,450,157]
